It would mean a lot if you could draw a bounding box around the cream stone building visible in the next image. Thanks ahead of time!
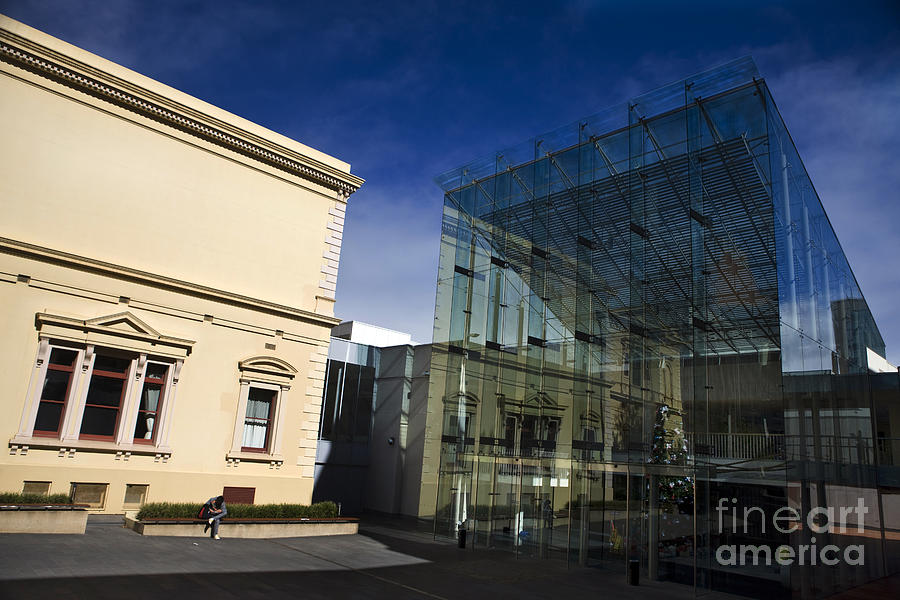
[0,15,363,513]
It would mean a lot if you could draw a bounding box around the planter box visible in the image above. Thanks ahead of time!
[124,516,358,538]
[0,506,89,534]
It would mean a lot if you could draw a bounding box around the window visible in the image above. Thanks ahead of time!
[123,484,148,508]
[13,312,193,456]
[320,360,343,440]
[319,358,377,442]
[228,356,296,464]
[71,482,108,508]
[242,387,276,451]
[22,481,51,496]
[612,473,627,502]
[134,363,167,443]
[80,354,131,440]
[33,348,78,436]
[504,415,518,456]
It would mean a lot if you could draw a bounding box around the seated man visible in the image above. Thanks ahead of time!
[201,495,227,540]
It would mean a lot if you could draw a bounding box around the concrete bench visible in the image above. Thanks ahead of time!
[0,505,89,534]
[125,515,359,538]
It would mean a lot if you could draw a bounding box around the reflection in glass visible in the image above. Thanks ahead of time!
[426,57,894,598]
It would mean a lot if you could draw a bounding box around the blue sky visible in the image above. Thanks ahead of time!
[4,0,899,364]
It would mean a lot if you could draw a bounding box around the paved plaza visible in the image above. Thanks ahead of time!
[1,516,896,599]
[0,515,724,600]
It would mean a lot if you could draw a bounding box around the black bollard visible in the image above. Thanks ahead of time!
[458,525,467,549]
[628,559,639,585]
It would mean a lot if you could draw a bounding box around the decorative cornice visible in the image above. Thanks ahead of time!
[36,311,196,351]
[0,37,364,197]
[238,356,298,381]
[1,236,342,329]
[84,312,161,337]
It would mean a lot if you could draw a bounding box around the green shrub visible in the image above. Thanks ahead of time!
[136,500,339,520]
[0,492,72,504]
[136,502,200,520]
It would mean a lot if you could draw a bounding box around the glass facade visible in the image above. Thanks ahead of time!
[313,337,380,514]
[426,58,898,597]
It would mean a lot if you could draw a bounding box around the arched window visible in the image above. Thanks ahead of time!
[227,356,297,467]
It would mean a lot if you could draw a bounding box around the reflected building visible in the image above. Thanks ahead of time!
[423,58,900,598]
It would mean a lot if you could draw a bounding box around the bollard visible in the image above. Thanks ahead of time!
[628,559,639,585]
[458,524,467,549]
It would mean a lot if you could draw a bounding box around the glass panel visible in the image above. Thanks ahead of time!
[242,387,274,449]
[48,348,77,367]
[354,365,375,441]
[337,363,360,441]
[80,406,119,436]
[34,401,63,432]
[242,421,268,449]
[321,360,344,440]
[85,375,125,407]
[93,355,130,374]
[41,369,70,402]
[246,388,273,419]
[145,363,168,380]
[134,382,162,440]
[140,383,161,412]
[82,367,126,436]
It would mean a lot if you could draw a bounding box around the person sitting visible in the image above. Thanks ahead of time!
[201,495,227,540]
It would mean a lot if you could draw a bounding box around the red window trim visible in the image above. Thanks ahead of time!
[133,365,168,445]
[33,349,77,437]
[79,360,129,441]
[241,388,275,453]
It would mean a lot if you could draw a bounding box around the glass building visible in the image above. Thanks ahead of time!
[426,58,899,598]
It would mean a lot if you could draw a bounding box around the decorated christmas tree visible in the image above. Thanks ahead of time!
[649,404,693,506]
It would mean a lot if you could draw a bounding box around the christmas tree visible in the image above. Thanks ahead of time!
[649,404,693,506]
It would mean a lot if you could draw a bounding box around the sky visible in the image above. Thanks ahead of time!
[2,0,899,364]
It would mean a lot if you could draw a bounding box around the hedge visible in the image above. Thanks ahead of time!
[0,492,73,504]
[136,501,338,520]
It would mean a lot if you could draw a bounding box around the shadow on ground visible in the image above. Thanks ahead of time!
[0,517,736,600]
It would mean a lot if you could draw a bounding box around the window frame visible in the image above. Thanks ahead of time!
[132,362,169,445]
[22,481,52,496]
[240,386,277,453]
[227,356,297,465]
[70,482,108,509]
[78,352,133,441]
[123,483,149,508]
[31,345,79,438]
[12,312,193,457]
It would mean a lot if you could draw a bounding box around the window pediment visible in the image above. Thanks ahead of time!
[35,311,194,359]
[85,312,161,336]
[525,393,561,411]
[238,356,297,386]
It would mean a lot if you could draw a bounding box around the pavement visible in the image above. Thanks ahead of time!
[0,515,816,599]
